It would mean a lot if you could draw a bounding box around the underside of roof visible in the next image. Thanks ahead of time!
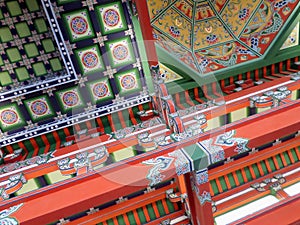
[148,0,300,76]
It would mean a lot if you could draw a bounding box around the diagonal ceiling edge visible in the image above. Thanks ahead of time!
[263,2,300,59]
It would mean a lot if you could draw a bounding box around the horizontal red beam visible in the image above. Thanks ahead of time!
[3,100,300,224]
[209,135,300,179]
[2,99,300,211]
[11,171,176,225]
[68,183,177,224]
[1,77,298,185]
[236,193,300,225]
[214,162,300,214]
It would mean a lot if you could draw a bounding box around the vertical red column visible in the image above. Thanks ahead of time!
[184,169,214,225]
[131,0,158,66]
[130,0,173,127]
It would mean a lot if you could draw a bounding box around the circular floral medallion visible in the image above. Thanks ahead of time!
[62,91,79,107]
[70,16,88,35]
[31,100,48,116]
[93,82,108,98]
[82,51,99,69]
[112,44,128,61]
[103,9,120,27]
[1,109,18,125]
[121,75,136,90]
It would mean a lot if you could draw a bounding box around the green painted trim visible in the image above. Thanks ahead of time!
[207,0,262,57]
[236,0,264,39]
[152,25,191,52]
[172,6,192,23]
[266,3,300,58]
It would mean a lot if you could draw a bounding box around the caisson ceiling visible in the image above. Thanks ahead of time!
[148,0,299,74]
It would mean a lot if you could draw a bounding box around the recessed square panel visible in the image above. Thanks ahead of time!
[49,58,63,71]
[63,9,94,42]
[24,43,39,58]
[114,68,142,96]
[74,45,105,75]
[34,18,48,34]
[15,22,31,38]
[15,67,30,81]
[55,87,84,113]
[32,62,47,76]
[105,36,135,68]
[0,104,25,132]
[42,39,56,53]
[87,78,114,103]
[0,27,13,42]
[25,0,40,12]
[24,95,56,122]
[7,1,22,17]
[6,48,22,63]
[0,72,12,86]
[57,0,76,4]
[96,1,127,35]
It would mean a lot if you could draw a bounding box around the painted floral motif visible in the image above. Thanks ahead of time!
[1,110,18,125]
[142,156,174,186]
[198,190,212,205]
[112,44,128,61]
[196,169,208,185]
[168,150,192,175]
[0,203,23,225]
[215,130,250,154]
[58,146,108,175]
[103,9,120,27]
[30,100,48,116]
[206,34,218,44]
[70,16,88,35]
[238,8,250,20]
[169,26,180,38]
[121,75,136,89]
[82,51,99,69]
[93,82,108,97]
[62,91,79,107]
[274,0,292,9]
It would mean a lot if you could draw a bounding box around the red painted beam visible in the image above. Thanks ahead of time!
[67,183,177,225]
[132,0,159,66]
[11,167,177,225]
[235,193,300,225]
